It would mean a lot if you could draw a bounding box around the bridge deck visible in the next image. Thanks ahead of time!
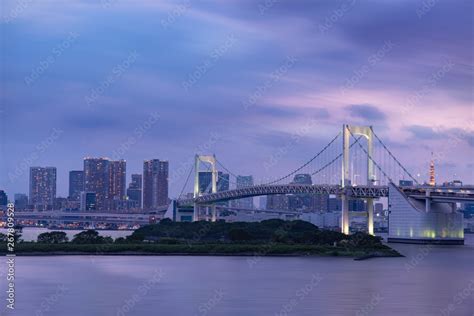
[177,184,474,206]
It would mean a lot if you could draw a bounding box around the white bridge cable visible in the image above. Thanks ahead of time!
[263,132,342,185]
[347,127,394,184]
[371,127,419,184]
[310,136,362,182]
[178,163,194,199]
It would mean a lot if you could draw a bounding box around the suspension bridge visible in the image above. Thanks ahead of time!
[175,125,473,244]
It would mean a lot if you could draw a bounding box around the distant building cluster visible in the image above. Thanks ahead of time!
[4,157,169,212]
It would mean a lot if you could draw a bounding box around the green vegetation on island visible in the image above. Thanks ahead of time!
[0,219,402,258]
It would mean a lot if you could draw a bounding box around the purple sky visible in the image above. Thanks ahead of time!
[1,0,473,199]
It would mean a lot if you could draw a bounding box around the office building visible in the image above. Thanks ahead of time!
[349,199,366,212]
[69,170,84,200]
[80,191,96,211]
[0,190,8,206]
[143,159,169,209]
[108,160,126,201]
[266,194,288,210]
[14,193,28,209]
[311,194,329,212]
[198,171,229,193]
[29,167,57,210]
[288,174,313,211]
[399,180,414,187]
[328,197,342,212]
[292,174,312,185]
[84,158,110,210]
[235,175,254,209]
[127,174,142,208]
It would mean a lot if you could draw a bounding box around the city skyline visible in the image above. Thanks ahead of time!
[0,149,467,202]
[1,1,473,199]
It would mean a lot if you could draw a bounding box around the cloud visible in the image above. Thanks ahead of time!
[347,104,386,121]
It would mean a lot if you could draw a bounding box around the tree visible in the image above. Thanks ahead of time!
[37,231,68,244]
[228,228,252,242]
[72,230,106,244]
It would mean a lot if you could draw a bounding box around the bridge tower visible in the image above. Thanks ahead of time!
[341,125,376,235]
[193,154,218,221]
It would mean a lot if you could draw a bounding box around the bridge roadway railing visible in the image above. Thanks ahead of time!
[177,184,474,207]
[177,184,391,206]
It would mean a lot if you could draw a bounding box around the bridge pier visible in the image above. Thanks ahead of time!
[193,203,199,221]
[367,198,374,235]
[211,205,217,222]
[341,195,349,235]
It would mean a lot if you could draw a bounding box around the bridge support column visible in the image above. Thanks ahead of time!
[211,205,217,222]
[193,203,199,221]
[425,199,431,212]
[341,195,349,235]
[367,198,374,235]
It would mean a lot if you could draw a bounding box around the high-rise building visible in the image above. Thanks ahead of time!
[29,167,56,210]
[292,174,312,185]
[143,159,169,209]
[14,193,28,209]
[127,174,142,208]
[108,160,126,201]
[236,175,254,209]
[399,180,414,187]
[84,158,110,210]
[198,171,229,193]
[0,190,8,206]
[266,194,288,210]
[80,191,96,211]
[349,199,366,212]
[311,194,329,212]
[289,174,313,211]
[328,197,342,212]
[69,170,84,201]
[198,171,213,194]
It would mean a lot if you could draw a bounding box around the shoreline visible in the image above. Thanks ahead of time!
[1,244,403,259]
[1,251,404,259]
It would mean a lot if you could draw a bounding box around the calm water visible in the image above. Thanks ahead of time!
[1,235,473,316]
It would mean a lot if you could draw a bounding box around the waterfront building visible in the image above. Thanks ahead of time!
[84,158,110,210]
[300,212,340,229]
[288,174,313,211]
[328,197,342,212]
[388,183,463,244]
[69,170,84,201]
[235,175,254,209]
[399,180,414,187]
[143,159,169,209]
[14,193,28,209]
[108,159,127,201]
[198,171,229,193]
[349,199,366,212]
[293,174,312,185]
[127,174,142,209]
[0,190,8,206]
[29,167,57,210]
[266,194,288,210]
[80,191,96,211]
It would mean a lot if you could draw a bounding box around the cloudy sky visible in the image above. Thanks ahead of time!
[1,0,473,198]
